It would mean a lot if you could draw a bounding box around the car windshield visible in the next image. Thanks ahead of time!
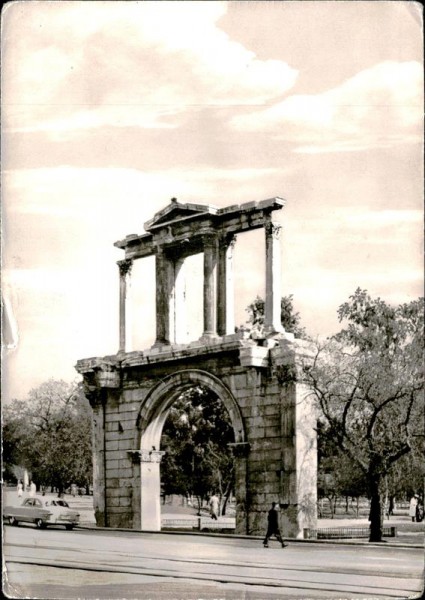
[52,500,69,507]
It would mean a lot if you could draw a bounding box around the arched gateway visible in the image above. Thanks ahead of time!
[76,197,317,537]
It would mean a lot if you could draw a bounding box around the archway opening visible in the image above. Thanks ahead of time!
[137,369,247,532]
[160,385,236,525]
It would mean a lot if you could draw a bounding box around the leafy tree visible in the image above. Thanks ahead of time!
[3,379,93,495]
[385,451,424,511]
[245,295,307,338]
[304,289,424,541]
[160,386,235,514]
[317,421,368,517]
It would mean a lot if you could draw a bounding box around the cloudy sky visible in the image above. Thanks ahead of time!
[2,1,423,401]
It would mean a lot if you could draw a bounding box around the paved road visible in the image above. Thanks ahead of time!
[3,524,424,599]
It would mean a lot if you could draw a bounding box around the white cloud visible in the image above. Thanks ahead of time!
[2,1,298,135]
[231,61,423,152]
[3,165,283,221]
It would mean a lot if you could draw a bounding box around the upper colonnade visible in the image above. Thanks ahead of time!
[115,197,286,352]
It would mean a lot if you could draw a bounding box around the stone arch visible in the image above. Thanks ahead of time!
[137,368,245,446]
[135,369,247,531]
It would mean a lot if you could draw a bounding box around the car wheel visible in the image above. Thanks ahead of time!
[8,516,17,526]
[35,518,45,529]
[65,524,74,530]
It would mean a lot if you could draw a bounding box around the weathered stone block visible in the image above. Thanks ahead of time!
[246,425,265,439]
[265,425,280,437]
[232,373,247,390]
[239,346,269,368]
[105,460,120,470]
[105,440,119,451]
[119,496,132,507]
[105,487,122,497]
[262,394,281,406]
[105,449,125,460]
[105,423,122,440]
[119,439,134,450]
[107,496,121,507]
[263,404,280,416]
[115,460,132,472]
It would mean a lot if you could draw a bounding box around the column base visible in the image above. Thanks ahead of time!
[151,339,171,349]
[198,332,220,344]
[263,324,285,335]
[263,327,295,342]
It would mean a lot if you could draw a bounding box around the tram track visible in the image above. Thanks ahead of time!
[4,540,421,599]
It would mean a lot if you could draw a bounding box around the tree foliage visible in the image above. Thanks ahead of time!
[245,295,307,338]
[3,379,93,494]
[160,386,235,514]
[317,420,368,516]
[304,289,424,541]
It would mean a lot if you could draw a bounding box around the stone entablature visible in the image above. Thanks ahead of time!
[76,335,293,374]
[114,197,285,259]
[114,197,286,351]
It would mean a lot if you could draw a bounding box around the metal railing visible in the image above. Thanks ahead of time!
[304,526,397,539]
[161,517,235,531]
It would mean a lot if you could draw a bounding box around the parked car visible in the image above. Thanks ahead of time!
[3,496,80,530]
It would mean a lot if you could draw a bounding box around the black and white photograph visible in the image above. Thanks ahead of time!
[1,1,423,599]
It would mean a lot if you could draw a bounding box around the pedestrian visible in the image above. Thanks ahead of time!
[209,493,220,520]
[263,502,286,548]
[415,497,424,523]
[29,481,36,498]
[409,494,419,522]
[17,480,23,498]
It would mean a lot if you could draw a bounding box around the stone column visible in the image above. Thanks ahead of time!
[173,258,187,344]
[264,217,284,335]
[217,234,236,336]
[118,259,133,353]
[203,234,218,338]
[86,389,107,527]
[139,449,165,531]
[154,247,172,346]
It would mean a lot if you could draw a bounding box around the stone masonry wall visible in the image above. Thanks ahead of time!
[81,338,317,536]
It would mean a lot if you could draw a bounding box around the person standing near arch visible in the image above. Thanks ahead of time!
[263,502,286,548]
[409,494,419,522]
[29,481,36,498]
[209,493,220,520]
[17,480,23,498]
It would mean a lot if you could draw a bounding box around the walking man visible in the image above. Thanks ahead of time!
[263,502,286,548]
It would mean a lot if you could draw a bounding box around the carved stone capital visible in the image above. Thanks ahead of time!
[203,232,218,248]
[221,233,237,249]
[118,259,133,277]
[265,221,282,239]
[84,386,105,409]
[95,363,121,389]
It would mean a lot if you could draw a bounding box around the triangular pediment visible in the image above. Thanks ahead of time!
[144,199,217,231]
